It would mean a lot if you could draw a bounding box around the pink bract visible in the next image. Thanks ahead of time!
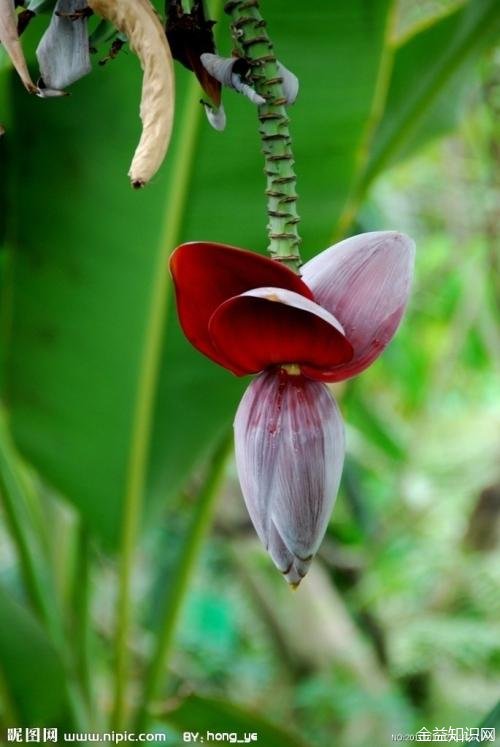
[170,231,415,584]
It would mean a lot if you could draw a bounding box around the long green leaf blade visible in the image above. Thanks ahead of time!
[0,585,68,726]
[364,0,500,186]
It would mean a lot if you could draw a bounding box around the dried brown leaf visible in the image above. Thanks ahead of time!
[0,0,38,93]
[89,0,175,187]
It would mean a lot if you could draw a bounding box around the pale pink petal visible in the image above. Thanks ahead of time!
[234,369,345,585]
[302,231,415,381]
[267,521,296,577]
[240,287,346,332]
[267,522,311,586]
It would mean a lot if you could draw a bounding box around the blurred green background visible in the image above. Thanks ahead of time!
[0,0,499,745]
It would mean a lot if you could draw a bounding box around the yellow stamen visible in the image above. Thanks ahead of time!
[281,364,301,376]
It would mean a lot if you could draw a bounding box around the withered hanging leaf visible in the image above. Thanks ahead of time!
[0,0,38,92]
[36,0,92,92]
[166,0,220,107]
[88,0,175,187]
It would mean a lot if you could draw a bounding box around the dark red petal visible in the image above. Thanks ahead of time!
[209,288,353,376]
[170,242,314,370]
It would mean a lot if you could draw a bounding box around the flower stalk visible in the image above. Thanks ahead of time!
[170,232,415,583]
[224,0,301,273]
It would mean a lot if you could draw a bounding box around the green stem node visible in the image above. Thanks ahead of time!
[225,0,302,273]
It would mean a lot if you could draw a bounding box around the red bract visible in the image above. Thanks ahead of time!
[170,232,415,585]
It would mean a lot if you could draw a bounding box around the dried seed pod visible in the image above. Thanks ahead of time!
[277,61,298,105]
[36,0,92,93]
[88,0,175,187]
[201,52,265,106]
[0,0,38,93]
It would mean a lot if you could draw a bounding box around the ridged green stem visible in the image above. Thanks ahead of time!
[225,0,301,272]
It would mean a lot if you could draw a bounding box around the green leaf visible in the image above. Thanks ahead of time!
[468,700,500,746]
[146,312,244,506]
[163,694,309,747]
[1,3,400,537]
[6,0,486,542]
[0,49,11,73]
[390,66,474,163]
[2,56,178,546]
[344,386,405,462]
[147,0,395,506]
[364,0,500,184]
[0,585,68,726]
[337,0,500,232]
[0,69,11,250]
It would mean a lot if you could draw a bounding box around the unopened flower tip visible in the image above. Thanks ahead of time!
[170,236,414,580]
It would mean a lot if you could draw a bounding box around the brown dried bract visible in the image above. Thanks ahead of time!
[88,0,175,187]
[0,0,38,93]
[166,0,221,107]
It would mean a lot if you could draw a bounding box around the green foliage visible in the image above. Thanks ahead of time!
[0,585,67,726]
[2,55,174,546]
[3,0,497,547]
[469,701,500,746]
[0,0,498,744]
[366,0,500,178]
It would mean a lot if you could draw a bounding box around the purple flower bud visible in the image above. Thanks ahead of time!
[171,233,415,583]
[234,368,344,586]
